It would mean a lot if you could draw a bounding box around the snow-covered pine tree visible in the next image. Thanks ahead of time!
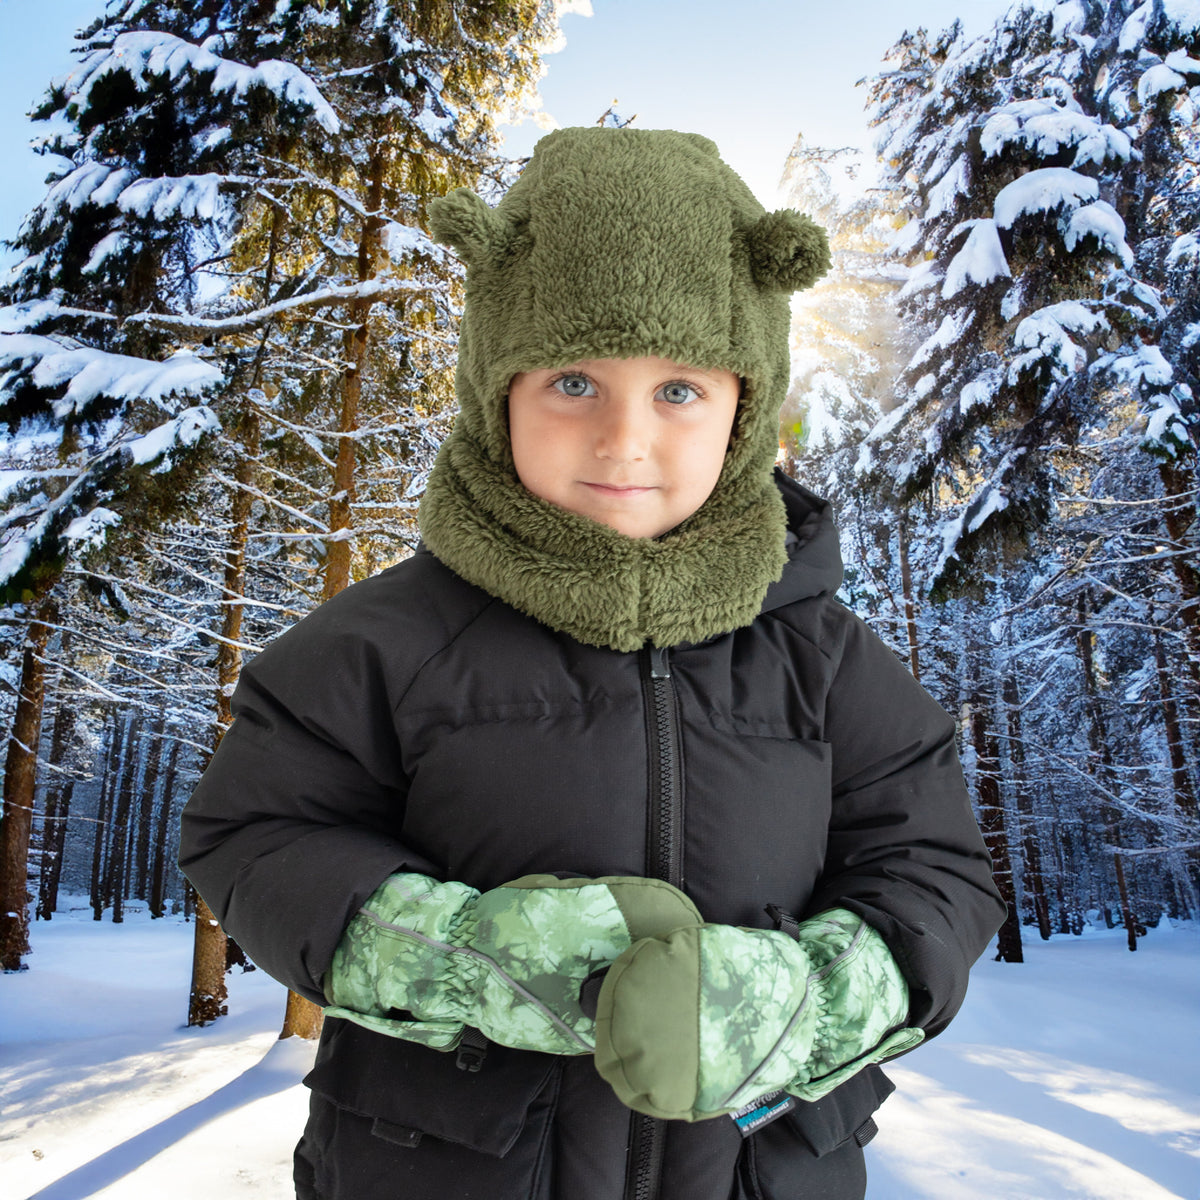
[860,0,1200,950]
[0,0,576,1004]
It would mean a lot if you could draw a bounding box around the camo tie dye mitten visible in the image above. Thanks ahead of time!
[593,909,926,1122]
[322,872,702,1055]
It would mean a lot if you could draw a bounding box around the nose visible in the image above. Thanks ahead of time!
[594,395,651,463]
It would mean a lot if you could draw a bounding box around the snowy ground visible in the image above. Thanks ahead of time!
[1,902,1196,1200]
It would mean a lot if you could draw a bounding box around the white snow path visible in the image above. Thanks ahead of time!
[1,905,1196,1199]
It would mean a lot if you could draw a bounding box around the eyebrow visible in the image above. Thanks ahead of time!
[551,361,726,378]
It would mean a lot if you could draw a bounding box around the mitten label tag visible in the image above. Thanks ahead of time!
[729,1090,796,1138]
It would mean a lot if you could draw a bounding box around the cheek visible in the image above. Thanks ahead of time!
[509,405,568,499]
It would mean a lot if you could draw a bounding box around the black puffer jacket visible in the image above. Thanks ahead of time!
[179,471,1006,1200]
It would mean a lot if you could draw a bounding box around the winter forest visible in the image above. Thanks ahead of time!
[0,0,1197,1197]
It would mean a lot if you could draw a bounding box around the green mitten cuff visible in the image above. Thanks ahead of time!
[594,907,922,1121]
[324,871,702,1055]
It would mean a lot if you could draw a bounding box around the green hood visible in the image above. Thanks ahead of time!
[418,126,831,651]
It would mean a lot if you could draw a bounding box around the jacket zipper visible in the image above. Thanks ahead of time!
[626,644,684,1200]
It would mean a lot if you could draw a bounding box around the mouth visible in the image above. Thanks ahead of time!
[581,482,656,496]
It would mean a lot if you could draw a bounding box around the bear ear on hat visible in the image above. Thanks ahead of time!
[427,187,509,267]
[746,209,831,293]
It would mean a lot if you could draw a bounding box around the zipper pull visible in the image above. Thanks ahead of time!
[649,645,671,679]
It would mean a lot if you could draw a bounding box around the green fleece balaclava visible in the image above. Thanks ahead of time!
[419,126,829,651]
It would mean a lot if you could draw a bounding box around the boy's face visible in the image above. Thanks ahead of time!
[507,356,741,539]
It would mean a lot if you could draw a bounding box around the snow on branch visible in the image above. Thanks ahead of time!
[1138,62,1188,104]
[943,219,1011,297]
[64,30,340,135]
[0,334,223,421]
[1166,232,1199,268]
[120,276,437,339]
[993,167,1098,229]
[909,310,974,372]
[0,400,220,588]
[1093,343,1173,387]
[1064,202,1134,267]
[980,99,1134,168]
[22,163,233,242]
[1141,385,1195,460]
[930,441,1034,587]
[1009,301,1109,383]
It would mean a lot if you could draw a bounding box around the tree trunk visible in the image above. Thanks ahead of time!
[0,592,58,971]
[150,737,180,918]
[1113,852,1138,953]
[1153,622,1198,822]
[35,660,76,921]
[968,620,1022,962]
[187,887,229,1025]
[1003,670,1051,940]
[897,511,921,682]
[1157,459,1200,694]
[107,711,143,925]
[1075,590,1139,946]
[90,714,114,922]
[281,986,325,1040]
[135,716,165,900]
[321,146,384,602]
[279,150,384,1042]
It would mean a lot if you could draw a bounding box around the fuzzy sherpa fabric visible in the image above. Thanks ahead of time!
[418,126,830,651]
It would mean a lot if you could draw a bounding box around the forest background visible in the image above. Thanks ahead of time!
[0,0,1196,1194]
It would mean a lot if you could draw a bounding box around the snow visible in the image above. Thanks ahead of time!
[1,902,314,1200]
[63,506,120,551]
[116,174,228,223]
[1164,49,1200,74]
[1009,303,1108,383]
[82,232,130,276]
[0,301,64,333]
[979,100,1132,168]
[926,155,970,223]
[1141,387,1193,457]
[959,369,1003,415]
[383,220,441,263]
[67,31,340,136]
[1121,0,1200,52]
[1162,0,1200,36]
[1099,344,1173,387]
[910,311,973,372]
[1166,232,1200,267]
[125,405,221,472]
[1064,201,1134,268]
[3,907,1195,1200]
[0,336,224,420]
[29,164,233,239]
[993,167,1099,229]
[1138,64,1187,105]
[897,258,941,299]
[943,219,1011,298]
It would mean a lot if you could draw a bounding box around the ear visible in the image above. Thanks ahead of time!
[427,187,509,266]
[746,209,831,293]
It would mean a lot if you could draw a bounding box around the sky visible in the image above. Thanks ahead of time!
[0,0,1018,275]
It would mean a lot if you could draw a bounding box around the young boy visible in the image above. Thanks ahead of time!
[179,126,1006,1200]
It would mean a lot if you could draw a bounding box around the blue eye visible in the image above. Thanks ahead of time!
[552,373,595,398]
[659,382,701,405]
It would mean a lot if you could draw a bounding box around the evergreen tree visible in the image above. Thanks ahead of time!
[855,0,1200,951]
[0,0,578,1009]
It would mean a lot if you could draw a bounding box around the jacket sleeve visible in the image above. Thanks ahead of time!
[177,587,440,1007]
[804,605,1007,1041]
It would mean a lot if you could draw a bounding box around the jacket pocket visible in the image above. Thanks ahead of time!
[742,1066,893,1199]
[783,1064,894,1156]
[302,1017,561,1200]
